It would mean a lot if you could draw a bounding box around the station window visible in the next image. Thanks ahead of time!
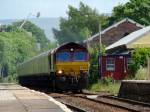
[127,58,132,69]
[106,58,115,71]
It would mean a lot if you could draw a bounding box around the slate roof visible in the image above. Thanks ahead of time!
[84,18,144,42]
[106,26,150,50]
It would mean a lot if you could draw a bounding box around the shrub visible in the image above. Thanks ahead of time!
[0,77,3,83]
[88,44,106,84]
[129,48,150,77]
[134,67,148,80]
[101,76,114,85]
[89,80,121,94]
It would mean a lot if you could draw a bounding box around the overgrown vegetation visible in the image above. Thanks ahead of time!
[129,48,150,78]
[89,77,121,94]
[88,44,106,84]
[134,67,148,80]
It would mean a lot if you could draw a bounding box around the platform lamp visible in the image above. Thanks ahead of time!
[19,12,40,29]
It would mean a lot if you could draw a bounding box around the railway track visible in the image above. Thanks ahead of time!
[62,102,87,112]
[97,95,150,112]
[49,93,142,112]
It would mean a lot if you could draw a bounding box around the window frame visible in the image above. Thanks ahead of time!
[106,58,115,71]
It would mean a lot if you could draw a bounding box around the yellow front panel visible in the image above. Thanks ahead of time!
[55,62,89,76]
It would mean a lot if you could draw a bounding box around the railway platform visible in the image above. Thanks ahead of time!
[118,80,150,103]
[0,83,72,112]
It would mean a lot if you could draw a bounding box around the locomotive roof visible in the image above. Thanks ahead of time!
[54,42,87,52]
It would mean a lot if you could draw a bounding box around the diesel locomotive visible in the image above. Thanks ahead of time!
[18,42,90,91]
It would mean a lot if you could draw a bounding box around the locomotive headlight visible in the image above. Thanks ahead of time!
[58,70,63,74]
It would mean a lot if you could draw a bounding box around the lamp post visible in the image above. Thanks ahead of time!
[19,12,40,29]
[98,21,102,79]
[86,29,91,49]
[99,22,102,52]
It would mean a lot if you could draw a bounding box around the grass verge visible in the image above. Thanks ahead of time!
[88,80,121,95]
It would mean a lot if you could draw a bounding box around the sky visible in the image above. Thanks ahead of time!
[0,0,129,20]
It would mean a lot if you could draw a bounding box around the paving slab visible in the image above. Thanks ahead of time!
[0,84,72,112]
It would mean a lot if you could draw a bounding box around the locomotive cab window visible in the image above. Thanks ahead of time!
[74,51,87,61]
[56,52,70,62]
[106,58,115,71]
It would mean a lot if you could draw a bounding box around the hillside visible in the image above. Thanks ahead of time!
[0,17,60,41]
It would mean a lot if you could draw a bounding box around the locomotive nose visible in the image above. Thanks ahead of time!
[56,62,89,76]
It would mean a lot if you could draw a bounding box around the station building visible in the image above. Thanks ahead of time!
[100,26,150,80]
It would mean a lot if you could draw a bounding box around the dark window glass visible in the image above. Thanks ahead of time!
[106,58,115,71]
[57,52,70,62]
[74,52,87,61]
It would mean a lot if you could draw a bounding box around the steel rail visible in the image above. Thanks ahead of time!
[61,102,87,112]
[102,95,150,107]
[78,96,140,112]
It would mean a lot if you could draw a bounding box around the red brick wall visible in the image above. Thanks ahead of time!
[89,21,142,47]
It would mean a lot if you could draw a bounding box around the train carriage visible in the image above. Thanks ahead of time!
[18,42,90,91]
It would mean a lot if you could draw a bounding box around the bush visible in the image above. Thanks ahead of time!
[89,80,121,94]
[88,44,106,84]
[101,76,114,85]
[129,48,150,77]
[0,77,3,83]
[134,67,148,80]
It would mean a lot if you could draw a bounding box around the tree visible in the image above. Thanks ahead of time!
[47,41,57,50]
[12,21,49,51]
[53,2,109,44]
[0,30,37,81]
[110,0,150,25]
